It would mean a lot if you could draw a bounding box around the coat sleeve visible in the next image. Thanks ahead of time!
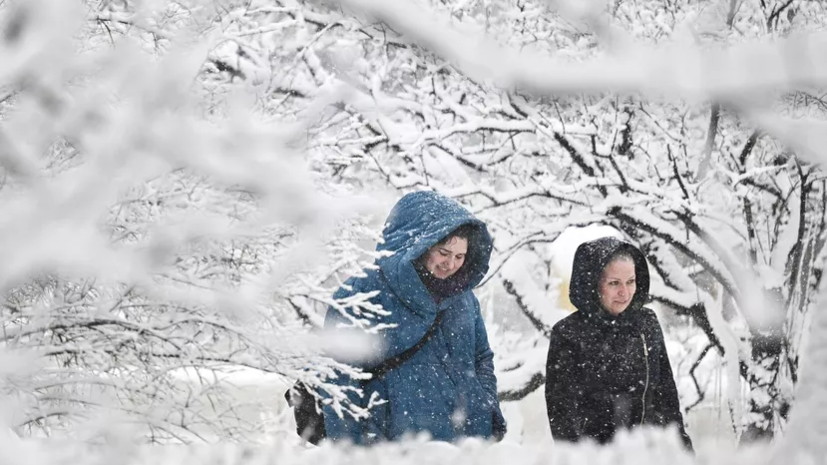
[650,321,694,452]
[545,325,584,442]
[472,297,507,440]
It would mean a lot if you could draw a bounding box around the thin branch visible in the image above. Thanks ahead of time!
[766,0,795,32]
[649,297,751,381]
[668,145,691,200]
[610,208,742,302]
[288,297,317,327]
[552,133,608,197]
[501,279,553,338]
[739,130,760,166]
[686,342,715,411]
[498,371,544,402]
[699,102,720,178]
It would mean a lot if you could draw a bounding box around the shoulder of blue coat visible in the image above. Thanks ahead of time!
[446,290,481,314]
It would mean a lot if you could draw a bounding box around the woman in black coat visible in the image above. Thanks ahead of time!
[544,236,693,450]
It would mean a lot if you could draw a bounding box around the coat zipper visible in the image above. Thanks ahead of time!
[640,333,649,425]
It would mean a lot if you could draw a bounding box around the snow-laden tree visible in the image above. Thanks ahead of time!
[0,0,394,441]
[192,0,827,443]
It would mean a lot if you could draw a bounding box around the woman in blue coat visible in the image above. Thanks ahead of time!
[322,191,507,444]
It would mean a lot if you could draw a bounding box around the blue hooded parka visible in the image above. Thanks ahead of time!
[322,191,506,443]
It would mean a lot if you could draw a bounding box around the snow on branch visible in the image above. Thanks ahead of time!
[0,0,395,441]
[338,0,827,97]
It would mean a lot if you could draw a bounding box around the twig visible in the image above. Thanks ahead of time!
[686,342,715,411]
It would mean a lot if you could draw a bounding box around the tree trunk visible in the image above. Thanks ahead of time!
[740,326,793,443]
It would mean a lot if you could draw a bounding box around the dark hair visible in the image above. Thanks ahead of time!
[437,223,476,246]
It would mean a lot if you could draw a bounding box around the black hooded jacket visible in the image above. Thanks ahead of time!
[544,237,693,450]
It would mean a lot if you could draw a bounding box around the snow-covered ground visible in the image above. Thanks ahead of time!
[0,429,776,465]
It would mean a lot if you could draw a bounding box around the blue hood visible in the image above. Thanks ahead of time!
[376,191,493,307]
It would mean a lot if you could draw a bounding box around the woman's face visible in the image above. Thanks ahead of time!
[598,257,636,315]
[423,236,468,280]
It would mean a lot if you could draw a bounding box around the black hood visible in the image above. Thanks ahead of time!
[568,236,650,318]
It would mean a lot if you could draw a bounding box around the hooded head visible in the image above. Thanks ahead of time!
[568,236,650,318]
[377,191,493,306]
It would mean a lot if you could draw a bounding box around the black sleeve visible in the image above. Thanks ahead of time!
[545,326,584,442]
[651,322,694,452]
